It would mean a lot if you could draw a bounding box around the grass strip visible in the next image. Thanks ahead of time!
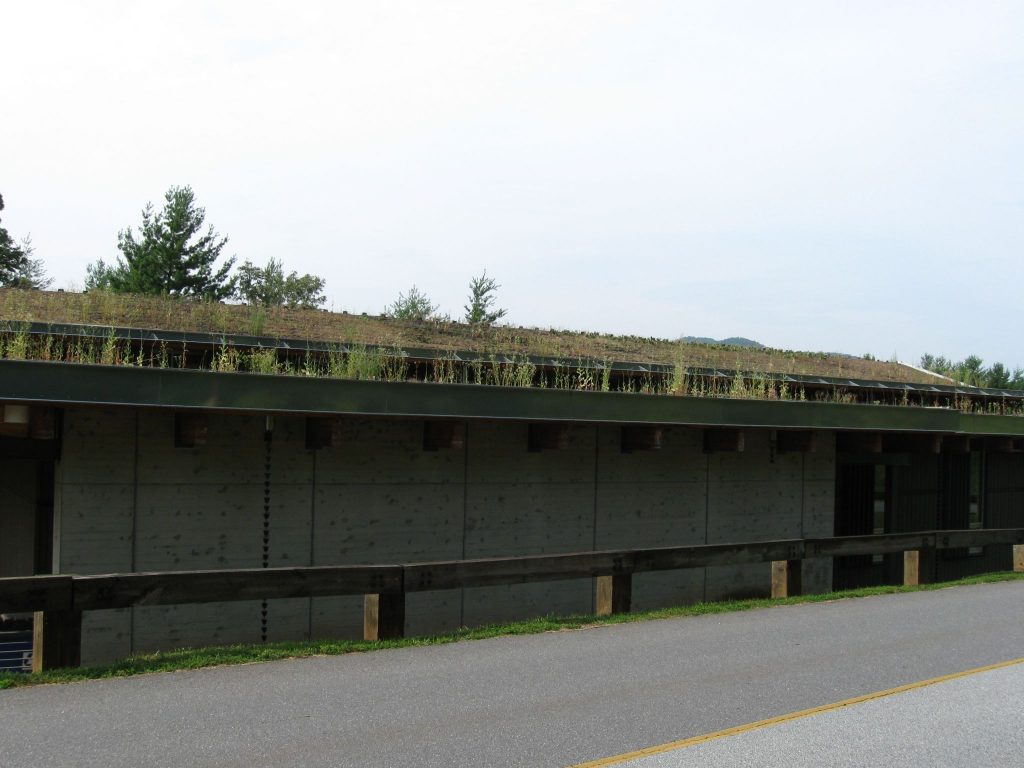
[2,570,1021,690]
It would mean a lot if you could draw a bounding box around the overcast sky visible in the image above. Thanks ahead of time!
[3,2,1022,367]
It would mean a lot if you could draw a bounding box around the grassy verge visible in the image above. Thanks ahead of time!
[2,570,1021,690]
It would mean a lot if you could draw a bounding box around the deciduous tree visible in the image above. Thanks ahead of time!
[234,258,326,309]
[0,194,51,289]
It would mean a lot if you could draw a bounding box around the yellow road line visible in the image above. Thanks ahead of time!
[568,656,1024,768]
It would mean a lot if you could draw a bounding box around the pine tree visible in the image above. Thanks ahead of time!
[464,271,507,326]
[109,186,235,299]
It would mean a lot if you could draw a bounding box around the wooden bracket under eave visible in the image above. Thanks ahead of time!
[621,425,663,453]
[836,432,882,454]
[174,412,208,448]
[305,416,343,450]
[971,436,1021,453]
[703,428,744,454]
[776,430,817,454]
[882,433,943,454]
[0,405,58,440]
[940,435,971,454]
[528,423,569,452]
[423,420,465,451]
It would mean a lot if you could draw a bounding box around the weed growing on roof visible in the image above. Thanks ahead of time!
[212,342,239,373]
[300,351,320,378]
[600,360,612,392]
[248,347,279,375]
[484,355,536,388]
[99,328,122,366]
[428,350,459,384]
[342,344,381,380]
[247,307,268,336]
[573,359,596,391]
[0,322,29,359]
[380,345,407,382]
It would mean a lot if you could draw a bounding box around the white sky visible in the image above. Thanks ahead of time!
[2,1,1022,367]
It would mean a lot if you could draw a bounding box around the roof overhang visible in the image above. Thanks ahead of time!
[1,359,1023,436]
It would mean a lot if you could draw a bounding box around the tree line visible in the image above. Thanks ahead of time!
[6,187,1021,379]
[919,353,1024,389]
[85,186,325,308]
[1,186,507,325]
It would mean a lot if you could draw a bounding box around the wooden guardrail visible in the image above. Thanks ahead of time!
[2,529,1022,672]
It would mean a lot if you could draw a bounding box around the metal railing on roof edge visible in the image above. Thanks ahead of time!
[4,320,1021,401]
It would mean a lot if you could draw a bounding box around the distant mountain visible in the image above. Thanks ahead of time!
[680,336,764,349]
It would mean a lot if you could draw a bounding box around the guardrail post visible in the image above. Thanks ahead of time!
[32,608,82,672]
[595,574,632,616]
[903,549,935,586]
[17,575,80,672]
[1014,544,1024,573]
[770,560,802,598]
[363,592,405,641]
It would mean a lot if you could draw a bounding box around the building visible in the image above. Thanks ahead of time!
[2,291,1022,664]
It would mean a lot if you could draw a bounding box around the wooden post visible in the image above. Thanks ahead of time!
[903,549,935,586]
[595,574,632,617]
[771,560,802,598]
[32,609,82,672]
[363,593,405,641]
[1013,544,1024,573]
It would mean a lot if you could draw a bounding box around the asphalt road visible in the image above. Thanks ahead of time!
[1,581,1022,768]
[609,662,1024,767]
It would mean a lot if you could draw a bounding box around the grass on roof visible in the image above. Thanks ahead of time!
[0,288,948,385]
